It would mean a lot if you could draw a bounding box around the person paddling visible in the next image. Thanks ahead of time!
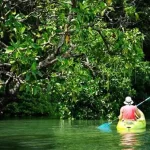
[118,96,141,121]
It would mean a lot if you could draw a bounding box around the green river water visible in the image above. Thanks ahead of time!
[0,118,150,150]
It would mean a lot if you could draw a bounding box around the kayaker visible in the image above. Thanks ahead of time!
[118,96,141,121]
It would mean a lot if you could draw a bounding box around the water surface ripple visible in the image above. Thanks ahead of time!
[0,119,150,150]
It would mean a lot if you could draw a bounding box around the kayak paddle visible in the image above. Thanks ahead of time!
[98,96,150,131]
[97,118,118,131]
[136,97,150,107]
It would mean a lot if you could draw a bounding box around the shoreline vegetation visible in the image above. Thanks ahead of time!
[0,0,150,119]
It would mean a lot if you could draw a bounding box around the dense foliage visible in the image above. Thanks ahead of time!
[0,0,150,119]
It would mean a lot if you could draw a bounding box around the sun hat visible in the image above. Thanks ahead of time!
[124,96,134,105]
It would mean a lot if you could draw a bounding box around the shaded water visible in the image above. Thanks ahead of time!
[0,118,150,150]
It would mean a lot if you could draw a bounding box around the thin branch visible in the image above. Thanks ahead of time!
[0,41,8,48]
[93,28,110,50]
[82,60,96,77]
[0,63,11,67]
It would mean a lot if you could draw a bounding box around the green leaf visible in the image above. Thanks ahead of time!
[20,27,26,34]
[10,60,15,64]
[135,13,139,21]
[108,7,115,11]
[5,46,14,54]
[26,84,31,92]
[101,9,106,16]
[37,71,43,77]
[33,87,38,95]
[31,62,37,71]
[25,74,30,81]
[19,84,25,91]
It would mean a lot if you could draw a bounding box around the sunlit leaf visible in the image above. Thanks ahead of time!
[5,46,14,53]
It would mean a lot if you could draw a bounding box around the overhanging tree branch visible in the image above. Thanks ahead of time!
[37,1,76,69]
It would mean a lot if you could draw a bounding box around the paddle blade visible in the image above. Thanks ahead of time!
[98,123,112,132]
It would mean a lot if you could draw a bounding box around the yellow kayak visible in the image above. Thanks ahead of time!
[117,109,146,132]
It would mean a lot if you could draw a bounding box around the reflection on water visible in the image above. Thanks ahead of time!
[0,118,150,150]
[118,128,147,150]
[120,132,139,149]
